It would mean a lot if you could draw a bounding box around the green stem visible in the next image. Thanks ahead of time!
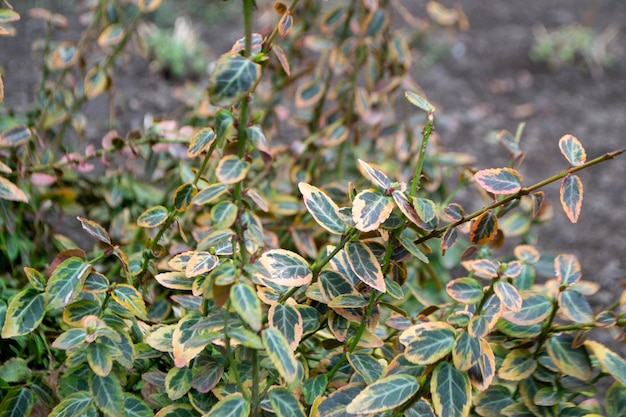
[410,112,434,197]
[533,298,559,357]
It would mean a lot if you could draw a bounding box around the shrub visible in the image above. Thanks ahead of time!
[0,1,625,416]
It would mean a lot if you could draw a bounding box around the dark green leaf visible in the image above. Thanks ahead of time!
[298,183,347,235]
[400,322,456,365]
[89,373,123,417]
[475,385,514,417]
[446,278,484,304]
[546,334,591,381]
[502,293,552,326]
[347,352,384,385]
[431,362,471,417]
[216,155,250,185]
[558,289,592,323]
[0,124,31,147]
[49,391,92,417]
[0,387,34,417]
[137,205,169,228]
[188,127,216,157]
[208,53,261,107]
[1,288,45,338]
[302,374,328,405]
[192,360,224,394]
[123,394,154,417]
[87,343,113,377]
[606,382,626,417]
[193,184,229,205]
[453,331,481,371]
[165,366,193,401]
[346,375,418,414]
[269,303,303,350]
[498,349,537,381]
[268,387,306,417]
[206,393,250,417]
[173,182,197,212]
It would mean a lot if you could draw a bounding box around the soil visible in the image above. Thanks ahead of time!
[1,0,625,355]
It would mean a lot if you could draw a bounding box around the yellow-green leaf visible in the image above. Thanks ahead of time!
[558,289,592,323]
[555,253,582,286]
[165,366,193,401]
[187,128,216,158]
[298,182,347,235]
[1,288,45,338]
[262,327,298,384]
[44,257,91,311]
[216,155,250,184]
[87,343,113,377]
[268,387,306,417]
[345,241,385,293]
[97,24,125,48]
[547,334,591,381]
[400,322,456,365]
[494,280,522,312]
[258,249,312,287]
[137,205,169,228]
[405,90,434,113]
[89,372,123,417]
[558,134,586,166]
[173,182,197,212]
[48,391,92,417]
[346,374,419,414]
[0,387,34,417]
[111,284,148,319]
[138,0,162,13]
[269,303,303,350]
[352,189,394,232]
[231,283,262,332]
[84,67,108,99]
[77,216,111,245]
[498,349,537,381]
[206,393,249,417]
[193,183,229,205]
[446,278,484,304]
[185,251,219,278]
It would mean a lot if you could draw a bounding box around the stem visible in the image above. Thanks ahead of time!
[398,148,625,255]
[533,298,559,357]
[410,112,434,197]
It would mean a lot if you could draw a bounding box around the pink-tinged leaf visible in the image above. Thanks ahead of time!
[278,12,293,36]
[440,227,458,255]
[404,90,434,113]
[357,159,391,190]
[474,168,522,195]
[514,244,540,264]
[502,261,523,279]
[469,210,498,245]
[272,44,290,76]
[392,190,421,226]
[345,242,386,293]
[77,217,111,245]
[30,173,57,186]
[555,254,582,286]
[530,191,545,219]
[560,174,583,223]
[444,203,464,222]
[258,249,312,287]
[464,258,500,279]
[0,176,29,203]
[558,134,586,166]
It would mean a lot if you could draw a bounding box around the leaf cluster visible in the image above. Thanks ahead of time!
[0,1,625,417]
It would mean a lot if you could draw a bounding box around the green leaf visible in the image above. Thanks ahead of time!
[153,404,196,417]
[469,210,498,245]
[474,168,523,195]
[558,134,586,166]
[317,383,366,417]
[137,205,169,228]
[188,127,216,158]
[446,278,484,304]
[498,349,537,381]
[470,339,496,391]
[205,393,250,417]
[230,283,262,332]
[345,241,385,293]
[352,189,394,232]
[357,159,391,190]
[474,386,514,417]
[29,374,55,408]
[452,331,481,371]
[295,78,324,107]
[269,303,303,350]
[558,289,593,323]
[89,373,123,417]
[346,374,419,414]
[45,256,91,311]
[192,360,224,393]
[23,267,46,291]
[87,343,113,377]
[83,272,109,293]
[298,182,347,235]
[208,53,261,107]
[123,394,154,417]
[347,352,384,385]
[84,67,108,99]
[0,176,29,202]
[329,294,368,308]
[0,125,31,147]
[431,362,471,417]
[502,293,552,326]
[400,322,456,365]
[193,183,229,205]
[112,284,148,319]
[546,334,591,381]
[496,319,542,339]
[555,253,582,286]
[216,155,251,184]
[1,288,45,338]
[49,391,93,417]
[560,174,583,223]
[392,190,422,227]
[173,182,197,212]
[0,387,34,417]
[302,374,328,405]
[414,197,438,225]
[494,280,522,312]
[404,90,434,112]
[165,366,193,401]
[77,216,111,245]
[211,200,238,229]
[262,327,298,384]
[587,341,626,387]
[268,387,306,417]
[398,235,429,264]
[52,328,87,350]
[258,249,312,287]
[606,382,626,417]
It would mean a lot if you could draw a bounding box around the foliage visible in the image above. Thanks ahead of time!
[530,23,619,76]
[0,1,625,416]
